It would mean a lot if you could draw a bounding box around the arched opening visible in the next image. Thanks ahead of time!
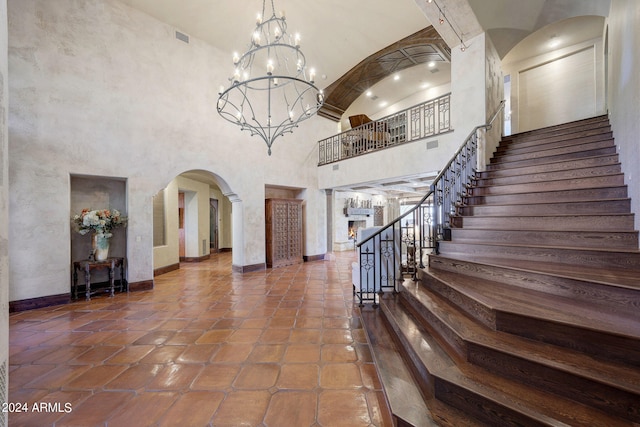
[152,170,234,276]
[501,15,607,133]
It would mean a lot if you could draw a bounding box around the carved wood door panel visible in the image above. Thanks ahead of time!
[266,198,303,268]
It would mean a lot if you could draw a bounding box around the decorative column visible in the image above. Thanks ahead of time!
[325,189,333,253]
[223,192,245,271]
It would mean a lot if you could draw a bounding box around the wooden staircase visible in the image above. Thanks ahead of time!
[361,115,640,426]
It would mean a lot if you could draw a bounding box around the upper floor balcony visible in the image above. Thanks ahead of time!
[318,93,452,166]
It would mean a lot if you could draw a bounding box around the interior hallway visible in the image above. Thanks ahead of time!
[8,251,392,426]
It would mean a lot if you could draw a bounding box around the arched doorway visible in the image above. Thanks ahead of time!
[210,198,219,253]
[152,170,234,274]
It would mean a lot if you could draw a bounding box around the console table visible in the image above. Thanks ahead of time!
[72,257,127,300]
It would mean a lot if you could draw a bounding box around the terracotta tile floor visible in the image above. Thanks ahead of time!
[8,251,393,427]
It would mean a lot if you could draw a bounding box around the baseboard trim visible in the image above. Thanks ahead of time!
[180,254,211,263]
[232,263,266,273]
[128,280,154,292]
[9,293,70,313]
[10,279,153,312]
[219,247,232,252]
[304,254,327,262]
[154,263,180,276]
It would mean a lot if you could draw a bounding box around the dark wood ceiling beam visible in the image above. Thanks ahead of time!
[318,26,450,122]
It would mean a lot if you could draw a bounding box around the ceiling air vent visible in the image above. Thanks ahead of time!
[175,30,190,44]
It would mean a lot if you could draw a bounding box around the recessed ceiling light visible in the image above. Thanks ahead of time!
[379,101,388,108]
[428,61,436,68]
[421,82,430,89]
[393,74,400,81]
[366,90,373,97]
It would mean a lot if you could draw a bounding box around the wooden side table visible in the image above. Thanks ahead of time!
[72,257,127,300]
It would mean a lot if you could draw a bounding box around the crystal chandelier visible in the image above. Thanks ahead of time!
[217,0,324,155]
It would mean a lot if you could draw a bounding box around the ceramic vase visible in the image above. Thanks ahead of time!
[92,233,110,261]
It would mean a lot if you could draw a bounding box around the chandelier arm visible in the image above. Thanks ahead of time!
[287,84,322,122]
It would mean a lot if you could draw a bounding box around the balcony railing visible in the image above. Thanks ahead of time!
[318,93,452,165]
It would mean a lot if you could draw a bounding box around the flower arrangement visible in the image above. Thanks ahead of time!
[72,208,128,237]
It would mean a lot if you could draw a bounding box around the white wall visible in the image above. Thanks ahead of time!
[451,32,491,135]
[153,182,179,270]
[8,0,334,301]
[607,0,640,234]
[1,0,9,420]
[503,37,605,134]
[481,34,505,169]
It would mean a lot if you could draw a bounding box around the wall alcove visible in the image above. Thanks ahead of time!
[69,175,128,288]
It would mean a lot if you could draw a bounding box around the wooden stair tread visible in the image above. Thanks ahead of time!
[482,154,620,177]
[502,116,609,140]
[464,186,629,204]
[454,212,634,220]
[382,294,635,426]
[500,128,612,148]
[359,305,481,427]
[451,216,635,232]
[436,253,640,289]
[502,124,610,145]
[486,147,617,169]
[492,140,616,162]
[441,237,640,252]
[423,268,640,343]
[496,135,615,158]
[450,228,639,250]
[476,165,622,186]
[459,198,632,210]
[470,172,625,190]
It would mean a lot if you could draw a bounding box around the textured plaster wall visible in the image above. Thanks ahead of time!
[1,0,9,421]
[8,0,334,301]
[608,0,640,234]
[451,32,488,136]
[153,182,179,270]
[482,34,505,169]
[503,37,605,134]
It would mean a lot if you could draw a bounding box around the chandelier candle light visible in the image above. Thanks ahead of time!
[217,0,324,155]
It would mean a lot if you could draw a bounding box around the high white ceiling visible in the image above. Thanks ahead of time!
[119,0,432,93]
[119,0,607,121]
[120,0,609,197]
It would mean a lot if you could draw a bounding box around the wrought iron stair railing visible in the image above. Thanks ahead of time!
[354,101,506,307]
